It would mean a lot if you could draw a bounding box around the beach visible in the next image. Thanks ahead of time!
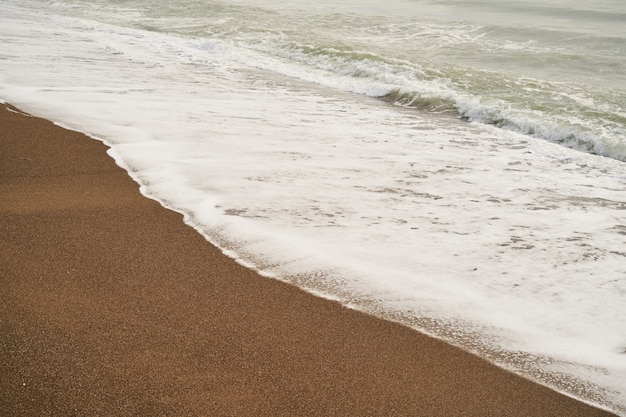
[0,102,618,416]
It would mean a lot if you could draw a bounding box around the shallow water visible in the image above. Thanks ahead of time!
[1,0,625,413]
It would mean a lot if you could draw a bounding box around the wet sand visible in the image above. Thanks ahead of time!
[0,102,618,416]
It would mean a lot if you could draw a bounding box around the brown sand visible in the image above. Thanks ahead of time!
[0,102,617,417]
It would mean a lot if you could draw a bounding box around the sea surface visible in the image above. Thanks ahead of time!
[1,0,625,413]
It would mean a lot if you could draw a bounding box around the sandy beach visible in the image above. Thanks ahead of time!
[0,102,618,416]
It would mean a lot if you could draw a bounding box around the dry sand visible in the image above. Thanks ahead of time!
[0,103,618,416]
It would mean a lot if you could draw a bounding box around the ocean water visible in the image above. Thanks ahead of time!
[1,0,625,413]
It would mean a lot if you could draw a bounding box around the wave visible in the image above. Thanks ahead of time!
[384,87,626,160]
[196,37,626,162]
[43,0,626,162]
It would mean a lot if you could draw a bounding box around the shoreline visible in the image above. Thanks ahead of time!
[0,102,618,416]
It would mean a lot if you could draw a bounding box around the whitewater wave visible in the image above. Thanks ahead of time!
[192,37,626,161]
